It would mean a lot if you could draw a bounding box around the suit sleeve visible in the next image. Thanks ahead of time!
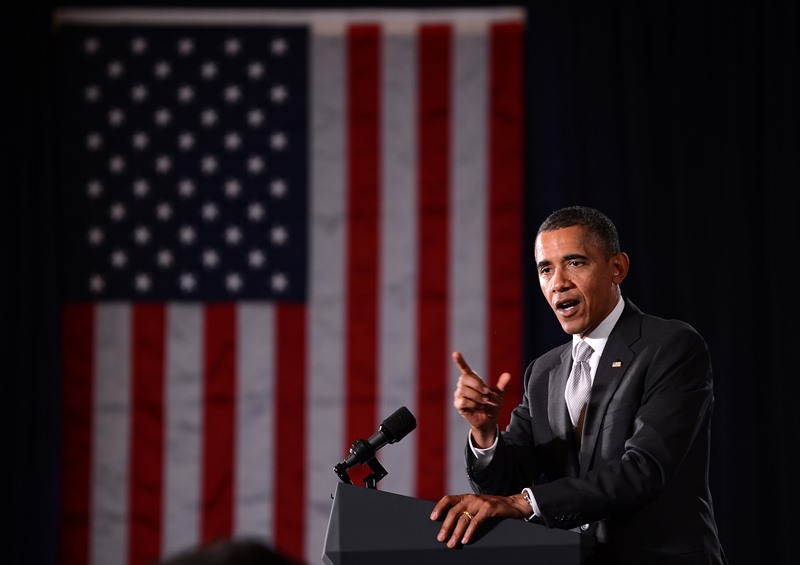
[466,361,543,495]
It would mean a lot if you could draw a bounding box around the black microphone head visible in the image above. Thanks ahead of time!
[380,406,417,443]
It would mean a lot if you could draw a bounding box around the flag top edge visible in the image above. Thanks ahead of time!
[53,7,526,31]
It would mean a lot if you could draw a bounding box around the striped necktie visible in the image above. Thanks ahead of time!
[566,340,594,440]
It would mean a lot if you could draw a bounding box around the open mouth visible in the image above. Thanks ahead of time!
[556,299,580,313]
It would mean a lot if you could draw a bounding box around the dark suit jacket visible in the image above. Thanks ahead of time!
[467,299,727,565]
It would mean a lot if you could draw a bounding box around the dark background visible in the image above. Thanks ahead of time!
[6,1,797,564]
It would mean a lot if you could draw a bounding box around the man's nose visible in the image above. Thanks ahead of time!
[551,268,571,292]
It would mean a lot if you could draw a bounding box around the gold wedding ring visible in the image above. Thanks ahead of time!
[462,510,474,521]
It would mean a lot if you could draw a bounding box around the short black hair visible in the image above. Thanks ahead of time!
[537,206,621,258]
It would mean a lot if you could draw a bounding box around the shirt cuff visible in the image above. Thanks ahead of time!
[467,425,499,472]
[522,487,540,521]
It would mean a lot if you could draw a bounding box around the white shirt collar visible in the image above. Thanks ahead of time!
[572,296,624,377]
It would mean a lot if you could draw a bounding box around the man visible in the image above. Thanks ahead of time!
[430,206,727,564]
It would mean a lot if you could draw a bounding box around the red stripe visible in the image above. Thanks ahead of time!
[489,22,525,425]
[274,304,307,560]
[416,24,452,501]
[201,304,236,542]
[128,304,166,565]
[345,24,381,473]
[59,303,95,565]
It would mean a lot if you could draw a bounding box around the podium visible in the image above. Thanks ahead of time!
[322,482,595,564]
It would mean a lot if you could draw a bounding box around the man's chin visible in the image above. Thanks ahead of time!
[557,318,584,336]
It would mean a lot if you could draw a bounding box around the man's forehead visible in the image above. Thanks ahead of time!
[535,226,591,257]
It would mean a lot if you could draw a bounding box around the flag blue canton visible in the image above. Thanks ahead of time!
[59,25,308,301]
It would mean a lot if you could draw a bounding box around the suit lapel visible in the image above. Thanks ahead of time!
[549,346,581,474]
[579,342,634,470]
[579,300,641,473]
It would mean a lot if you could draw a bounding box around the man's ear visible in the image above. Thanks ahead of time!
[611,252,630,284]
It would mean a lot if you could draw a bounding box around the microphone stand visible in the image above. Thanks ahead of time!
[333,438,389,489]
[362,458,387,489]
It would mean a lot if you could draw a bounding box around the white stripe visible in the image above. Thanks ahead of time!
[448,24,490,494]
[377,26,419,499]
[234,304,275,542]
[162,304,203,558]
[91,304,131,565]
[306,28,348,565]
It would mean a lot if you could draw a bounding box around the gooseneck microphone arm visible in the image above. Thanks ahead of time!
[333,406,417,488]
[334,440,388,488]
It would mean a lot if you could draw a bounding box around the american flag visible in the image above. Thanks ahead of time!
[54,8,525,565]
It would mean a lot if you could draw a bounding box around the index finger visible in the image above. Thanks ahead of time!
[431,494,461,520]
[451,351,475,376]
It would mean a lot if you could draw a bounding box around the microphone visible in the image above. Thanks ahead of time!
[334,406,417,476]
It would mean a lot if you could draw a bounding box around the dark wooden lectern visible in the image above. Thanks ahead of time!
[322,482,594,564]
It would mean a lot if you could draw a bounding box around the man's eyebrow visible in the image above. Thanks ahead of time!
[537,253,589,269]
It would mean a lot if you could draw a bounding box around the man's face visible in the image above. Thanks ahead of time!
[534,225,626,337]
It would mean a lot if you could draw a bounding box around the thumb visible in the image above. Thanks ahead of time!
[495,372,512,393]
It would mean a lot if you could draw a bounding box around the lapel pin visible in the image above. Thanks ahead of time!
[612,361,622,368]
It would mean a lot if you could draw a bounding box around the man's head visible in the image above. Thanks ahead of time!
[534,206,629,337]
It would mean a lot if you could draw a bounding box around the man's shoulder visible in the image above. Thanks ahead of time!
[638,309,703,339]
[623,299,704,340]
[624,307,708,359]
